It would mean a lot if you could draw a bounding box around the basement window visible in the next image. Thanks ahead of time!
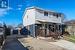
[44,12,48,16]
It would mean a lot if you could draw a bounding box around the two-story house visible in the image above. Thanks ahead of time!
[23,7,64,37]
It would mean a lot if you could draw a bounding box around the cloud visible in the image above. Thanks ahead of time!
[0,7,13,17]
[17,7,22,10]
[0,8,8,17]
[16,4,23,11]
[0,21,3,25]
[26,4,31,7]
[24,0,36,7]
[7,7,13,10]
[17,5,23,7]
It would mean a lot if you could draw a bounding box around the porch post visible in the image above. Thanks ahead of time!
[33,24,35,38]
[18,30,20,35]
[11,29,13,35]
[57,24,59,32]
[47,23,49,37]
[53,24,55,33]
[43,23,46,37]
[60,24,63,35]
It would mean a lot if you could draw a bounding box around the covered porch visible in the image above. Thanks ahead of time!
[35,20,62,39]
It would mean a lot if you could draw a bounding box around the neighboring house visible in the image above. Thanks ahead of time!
[8,25,24,35]
[11,27,21,35]
[65,20,75,35]
[23,7,64,37]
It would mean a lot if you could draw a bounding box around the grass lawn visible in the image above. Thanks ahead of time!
[64,35,75,43]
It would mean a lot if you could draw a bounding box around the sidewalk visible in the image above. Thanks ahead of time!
[49,40,75,50]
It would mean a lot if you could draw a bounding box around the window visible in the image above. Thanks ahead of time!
[53,13,55,16]
[53,13,59,18]
[44,12,48,16]
[49,12,53,15]
[56,14,59,18]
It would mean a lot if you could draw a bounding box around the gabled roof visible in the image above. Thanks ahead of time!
[26,6,63,14]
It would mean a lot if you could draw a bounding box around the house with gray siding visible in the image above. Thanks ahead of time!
[23,7,64,38]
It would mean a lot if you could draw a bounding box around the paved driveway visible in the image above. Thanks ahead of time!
[2,36,28,50]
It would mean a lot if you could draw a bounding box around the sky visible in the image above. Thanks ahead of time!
[0,0,75,26]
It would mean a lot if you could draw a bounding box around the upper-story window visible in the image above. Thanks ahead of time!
[44,12,48,16]
[56,14,59,18]
[53,13,60,18]
[53,13,57,16]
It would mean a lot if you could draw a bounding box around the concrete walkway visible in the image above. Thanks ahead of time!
[19,37,66,50]
[49,40,75,50]
[2,36,28,50]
